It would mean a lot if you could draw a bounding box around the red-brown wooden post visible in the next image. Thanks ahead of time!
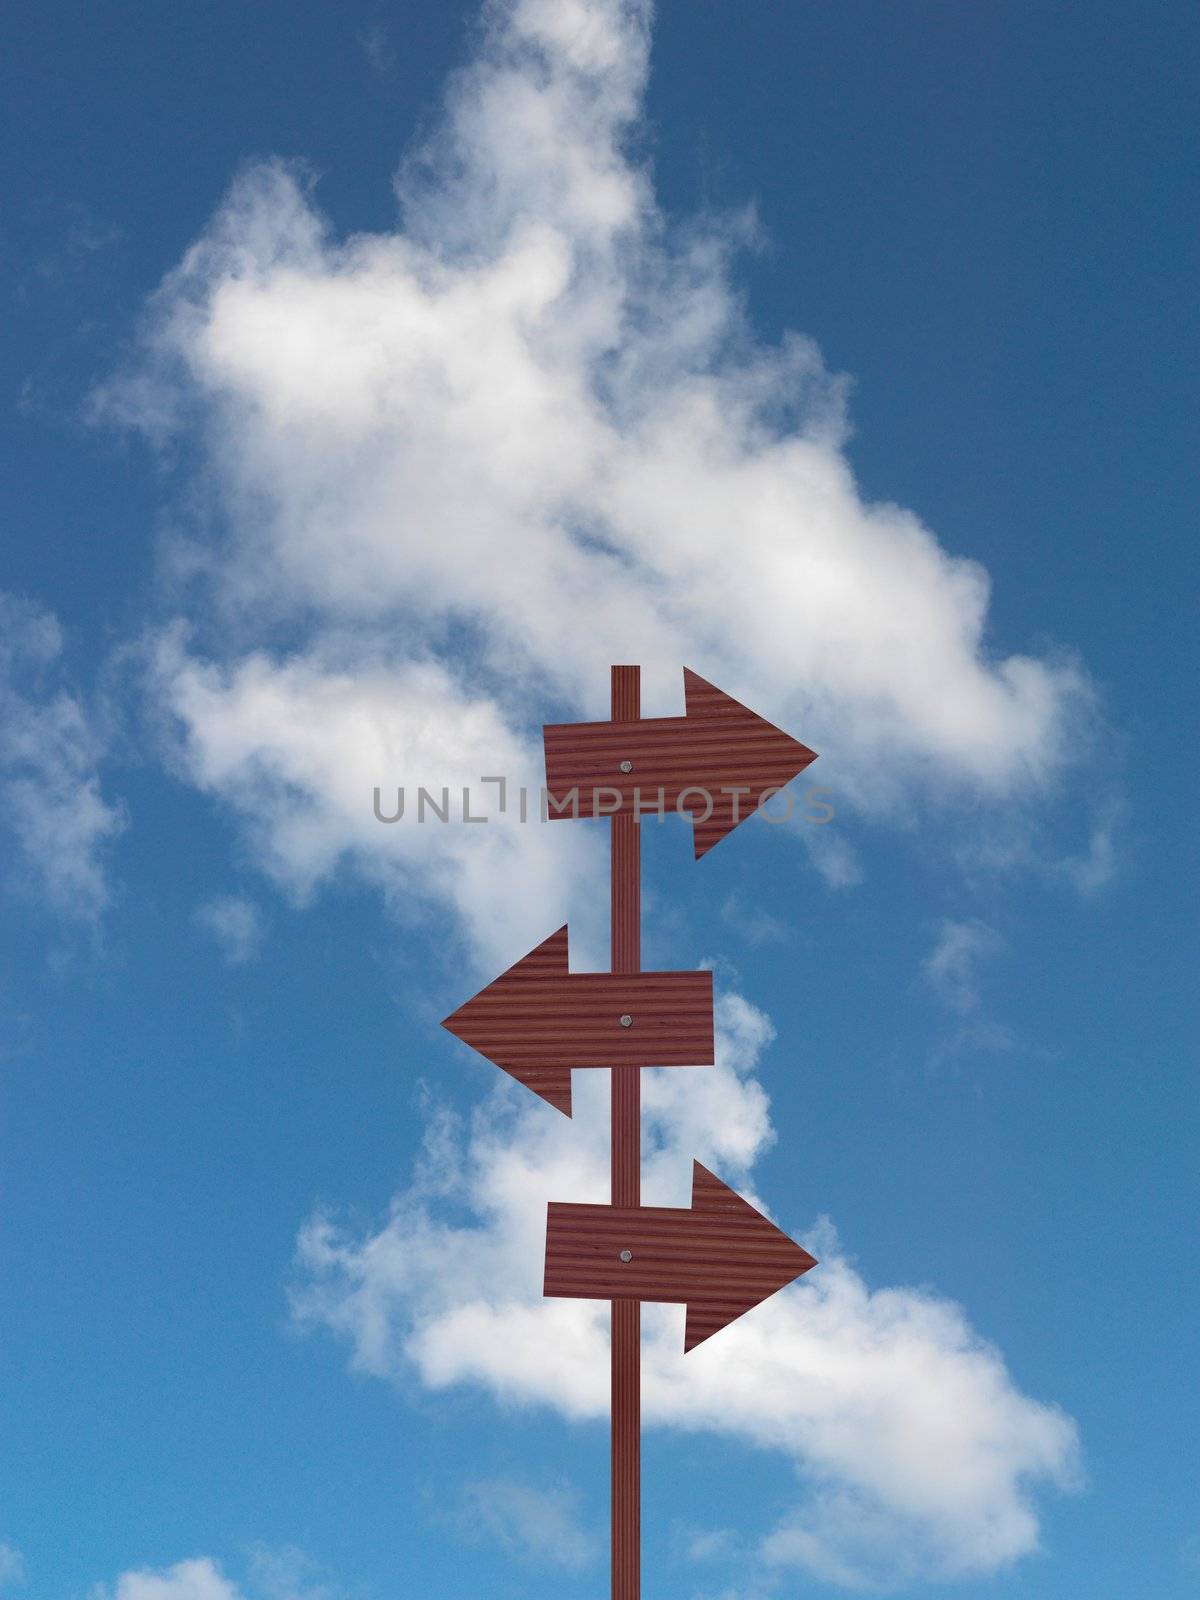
[610,664,641,1600]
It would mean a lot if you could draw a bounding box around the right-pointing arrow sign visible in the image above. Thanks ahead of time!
[544,1161,817,1351]
[543,668,818,858]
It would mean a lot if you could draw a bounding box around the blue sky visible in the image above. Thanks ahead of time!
[0,2,1196,1598]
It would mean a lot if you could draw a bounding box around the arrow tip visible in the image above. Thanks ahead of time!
[441,927,574,1116]
[684,1161,817,1351]
[681,671,818,859]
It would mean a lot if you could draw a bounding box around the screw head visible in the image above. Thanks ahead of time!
[619,1249,633,1263]
[619,1014,633,1028]
[619,759,633,773]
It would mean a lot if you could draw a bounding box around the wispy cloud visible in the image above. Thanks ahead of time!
[680,1525,742,1563]
[245,1545,339,1600]
[194,893,267,964]
[0,592,124,922]
[1055,795,1123,895]
[720,891,788,946]
[953,791,1124,900]
[358,24,396,80]
[19,197,122,294]
[0,1544,25,1591]
[801,820,864,889]
[921,918,1003,1016]
[458,1475,598,1570]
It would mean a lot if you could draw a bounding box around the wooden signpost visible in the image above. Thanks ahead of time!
[443,926,714,1116]
[444,665,819,1599]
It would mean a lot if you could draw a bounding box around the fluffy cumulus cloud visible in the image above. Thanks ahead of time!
[293,993,1079,1589]
[99,0,1088,1586]
[0,592,124,920]
[151,631,604,973]
[91,1550,336,1600]
[93,1559,241,1600]
[99,0,1094,966]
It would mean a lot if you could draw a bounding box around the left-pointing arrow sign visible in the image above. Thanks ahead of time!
[441,926,714,1117]
[544,1161,817,1351]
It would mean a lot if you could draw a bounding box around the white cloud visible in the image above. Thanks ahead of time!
[292,993,1079,1589]
[459,1476,598,1570]
[97,0,1096,964]
[0,1543,25,1590]
[93,1558,241,1600]
[91,1551,338,1600]
[0,592,124,921]
[91,2,1087,1587]
[921,918,1003,1016]
[151,631,604,976]
[194,893,267,964]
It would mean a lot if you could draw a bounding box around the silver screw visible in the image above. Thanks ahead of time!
[619,759,633,773]
[619,1014,633,1028]
[619,1249,633,1263]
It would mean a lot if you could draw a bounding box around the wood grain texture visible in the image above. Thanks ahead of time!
[611,1296,639,1598]
[610,665,640,1600]
[543,668,818,858]
[440,925,713,1117]
[545,1161,818,1352]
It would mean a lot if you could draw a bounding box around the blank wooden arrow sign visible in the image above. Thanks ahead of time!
[544,1160,817,1351]
[441,926,714,1117]
[543,668,818,858]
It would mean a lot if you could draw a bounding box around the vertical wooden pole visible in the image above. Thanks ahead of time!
[610,664,640,1600]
